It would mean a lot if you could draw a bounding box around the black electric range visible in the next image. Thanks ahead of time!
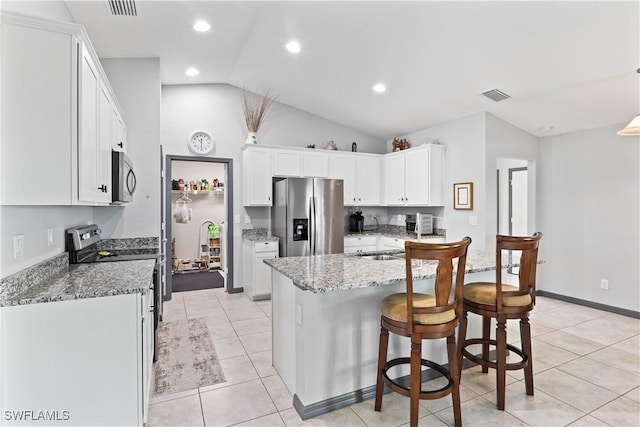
[66,224,161,361]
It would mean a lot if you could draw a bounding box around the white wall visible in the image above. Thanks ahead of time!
[486,113,539,248]
[537,124,640,312]
[171,161,226,260]
[161,83,385,289]
[94,58,162,238]
[1,0,73,21]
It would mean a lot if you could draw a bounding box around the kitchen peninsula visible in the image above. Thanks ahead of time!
[264,249,506,420]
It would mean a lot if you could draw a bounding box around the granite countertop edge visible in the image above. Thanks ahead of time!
[264,250,522,294]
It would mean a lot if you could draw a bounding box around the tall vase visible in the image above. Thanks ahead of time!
[245,132,258,145]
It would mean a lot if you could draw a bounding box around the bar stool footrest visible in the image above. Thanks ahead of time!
[461,338,528,371]
[382,357,454,400]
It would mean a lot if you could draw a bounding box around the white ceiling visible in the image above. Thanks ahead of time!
[63,1,640,140]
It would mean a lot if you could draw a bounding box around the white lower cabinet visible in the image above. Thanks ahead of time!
[378,236,406,250]
[244,240,279,300]
[344,235,378,254]
[1,292,153,426]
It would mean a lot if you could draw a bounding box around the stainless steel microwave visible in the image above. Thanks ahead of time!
[111,150,136,204]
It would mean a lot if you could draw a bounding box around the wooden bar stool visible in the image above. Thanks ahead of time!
[458,232,542,410]
[375,237,472,427]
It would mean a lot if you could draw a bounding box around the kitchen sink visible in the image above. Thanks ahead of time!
[359,254,401,261]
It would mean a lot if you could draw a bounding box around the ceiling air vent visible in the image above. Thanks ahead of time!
[481,89,511,102]
[106,0,137,16]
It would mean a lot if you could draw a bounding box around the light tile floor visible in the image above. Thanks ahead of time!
[147,289,639,427]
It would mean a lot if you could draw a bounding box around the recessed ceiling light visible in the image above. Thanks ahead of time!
[539,125,554,132]
[286,40,301,54]
[193,21,211,32]
[372,83,386,93]
[185,67,199,77]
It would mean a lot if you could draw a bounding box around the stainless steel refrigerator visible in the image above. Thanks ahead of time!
[272,178,344,256]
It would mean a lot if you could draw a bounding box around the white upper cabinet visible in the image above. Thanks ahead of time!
[272,149,329,178]
[112,107,127,152]
[382,151,406,205]
[356,153,382,205]
[382,144,445,206]
[243,146,273,206]
[302,151,329,178]
[0,12,127,206]
[273,149,302,177]
[329,152,381,206]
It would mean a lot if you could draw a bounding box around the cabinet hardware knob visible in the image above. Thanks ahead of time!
[117,142,123,148]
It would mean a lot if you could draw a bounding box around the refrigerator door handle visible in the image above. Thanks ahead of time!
[312,196,317,255]
[308,197,314,256]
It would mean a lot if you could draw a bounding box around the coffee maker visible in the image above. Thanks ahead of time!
[348,211,364,233]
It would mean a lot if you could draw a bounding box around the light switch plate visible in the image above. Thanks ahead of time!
[234,215,240,224]
[47,228,53,247]
[245,215,251,224]
[14,234,24,258]
[469,216,478,226]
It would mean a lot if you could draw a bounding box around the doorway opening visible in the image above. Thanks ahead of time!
[497,158,528,276]
[163,155,234,299]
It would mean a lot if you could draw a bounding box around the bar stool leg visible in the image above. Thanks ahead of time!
[374,326,389,412]
[520,318,534,396]
[457,310,468,377]
[410,336,422,427]
[446,333,462,427]
[482,316,491,373]
[496,316,507,410]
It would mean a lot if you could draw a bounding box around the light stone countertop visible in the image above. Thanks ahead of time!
[1,259,156,307]
[263,249,501,293]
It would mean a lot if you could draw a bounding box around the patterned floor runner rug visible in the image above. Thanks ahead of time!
[153,318,225,395]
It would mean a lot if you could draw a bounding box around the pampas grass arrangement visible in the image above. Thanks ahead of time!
[241,89,276,133]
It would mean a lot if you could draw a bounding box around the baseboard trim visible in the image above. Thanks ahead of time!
[292,353,494,420]
[228,286,244,294]
[537,290,639,319]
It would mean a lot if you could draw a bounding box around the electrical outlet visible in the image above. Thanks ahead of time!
[245,215,251,224]
[296,304,302,325]
[600,279,609,290]
[47,228,53,247]
[13,235,24,259]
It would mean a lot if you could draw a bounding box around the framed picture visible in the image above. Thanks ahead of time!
[453,182,473,210]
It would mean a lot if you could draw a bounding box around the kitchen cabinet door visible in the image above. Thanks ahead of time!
[382,151,406,205]
[244,240,279,300]
[329,153,357,205]
[112,107,127,152]
[96,80,113,204]
[404,148,430,205]
[273,149,302,177]
[303,150,329,177]
[344,235,378,254]
[405,144,445,206]
[78,43,101,204]
[1,293,148,425]
[356,154,381,205]
[243,146,273,206]
[1,16,77,205]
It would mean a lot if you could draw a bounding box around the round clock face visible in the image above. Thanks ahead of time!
[188,131,214,154]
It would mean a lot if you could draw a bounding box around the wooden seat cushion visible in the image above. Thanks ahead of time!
[463,282,532,306]
[381,293,456,325]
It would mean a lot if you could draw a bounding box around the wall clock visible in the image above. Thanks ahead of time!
[188,130,214,155]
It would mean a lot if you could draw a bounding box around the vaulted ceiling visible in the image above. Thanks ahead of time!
[64,1,640,140]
